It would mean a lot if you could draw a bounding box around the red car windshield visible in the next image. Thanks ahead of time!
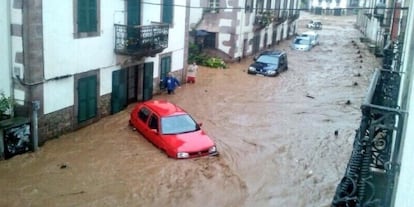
[161,114,199,134]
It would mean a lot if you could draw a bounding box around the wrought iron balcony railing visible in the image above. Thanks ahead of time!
[114,24,169,57]
[254,12,273,28]
[332,68,406,207]
[288,13,300,23]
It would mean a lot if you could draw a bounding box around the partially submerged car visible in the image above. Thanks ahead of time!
[247,50,288,77]
[129,100,218,159]
[307,20,322,30]
[300,31,319,46]
[291,36,312,51]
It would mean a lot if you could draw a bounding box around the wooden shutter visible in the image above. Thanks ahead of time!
[78,76,97,122]
[143,62,154,101]
[127,0,141,25]
[162,0,173,24]
[111,69,127,114]
[78,0,97,32]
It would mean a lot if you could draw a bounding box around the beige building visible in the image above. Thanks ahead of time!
[189,0,300,62]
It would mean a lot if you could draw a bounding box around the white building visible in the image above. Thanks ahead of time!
[0,1,16,117]
[0,0,189,144]
[189,0,300,61]
[309,0,357,15]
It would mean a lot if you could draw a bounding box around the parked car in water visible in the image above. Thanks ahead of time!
[291,36,313,51]
[247,50,288,77]
[307,20,322,30]
[300,31,320,46]
[129,100,218,159]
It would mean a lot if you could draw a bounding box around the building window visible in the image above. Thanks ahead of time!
[74,0,100,38]
[256,0,264,13]
[162,0,173,25]
[336,0,341,6]
[245,0,254,13]
[208,0,220,13]
[266,0,271,10]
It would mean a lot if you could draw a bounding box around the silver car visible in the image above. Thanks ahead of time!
[292,36,312,51]
[300,31,319,46]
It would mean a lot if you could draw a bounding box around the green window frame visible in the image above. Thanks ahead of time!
[162,0,173,25]
[75,0,100,38]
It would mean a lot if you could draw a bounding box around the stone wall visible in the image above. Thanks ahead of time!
[37,93,112,144]
[38,106,73,144]
[99,93,111,117]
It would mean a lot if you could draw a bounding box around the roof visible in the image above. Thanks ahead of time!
[259,50,285,56]
[142,100,186,117]
[302,31,318,35]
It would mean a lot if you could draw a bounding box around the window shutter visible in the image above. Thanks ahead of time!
[88,0,97,32]
[78,76,97,122]
[77,0,97,33]
[127,0,141,25]
[162,0,173,24]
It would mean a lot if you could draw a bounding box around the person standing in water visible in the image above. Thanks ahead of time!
[186,62,198,84]
[162,72,180,94]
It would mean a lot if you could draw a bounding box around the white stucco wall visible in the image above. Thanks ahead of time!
[10,1,24,103]
[42,0,126,114]
[42,0,122,80]
[217,18,232,54]
[189,0,202,29]
[0,1,11,97]
[43,77,74,114]
[41,0,187,114]
[394,0,414,205]
[1,0,24,105]
[156,0,186,73]
[100,66,119,95]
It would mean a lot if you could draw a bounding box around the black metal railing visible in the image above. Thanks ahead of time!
[332,69,406,207]
[114,24,169,57]
[254,12,273,28]
[288,13,300,23]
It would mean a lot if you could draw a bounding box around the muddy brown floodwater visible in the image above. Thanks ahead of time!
[1,12,381,207]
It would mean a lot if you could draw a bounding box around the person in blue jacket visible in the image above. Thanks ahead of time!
[162,72,180,94]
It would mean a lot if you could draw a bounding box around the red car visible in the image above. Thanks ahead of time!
[129,100,218,159]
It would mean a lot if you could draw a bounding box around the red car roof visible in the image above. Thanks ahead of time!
[142,100,185,117]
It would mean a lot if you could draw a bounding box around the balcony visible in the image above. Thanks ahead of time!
[288,12,300,23]
[254,12,273,30]
[332,68,406,207]
[273,10,289,25]
[114,24,169,57]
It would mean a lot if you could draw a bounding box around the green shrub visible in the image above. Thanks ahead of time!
[0,91,12,115]
[187,42,227,69]
[205,57,227,69]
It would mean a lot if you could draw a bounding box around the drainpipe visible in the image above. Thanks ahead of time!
[6,0,14,117]
[31,100,39,151]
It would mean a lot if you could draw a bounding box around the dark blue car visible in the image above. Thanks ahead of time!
[247,50,288,77]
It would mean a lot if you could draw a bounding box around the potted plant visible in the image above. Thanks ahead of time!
[0,91,12,121]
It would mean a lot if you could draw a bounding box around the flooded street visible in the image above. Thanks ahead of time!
[1,13,381,207]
